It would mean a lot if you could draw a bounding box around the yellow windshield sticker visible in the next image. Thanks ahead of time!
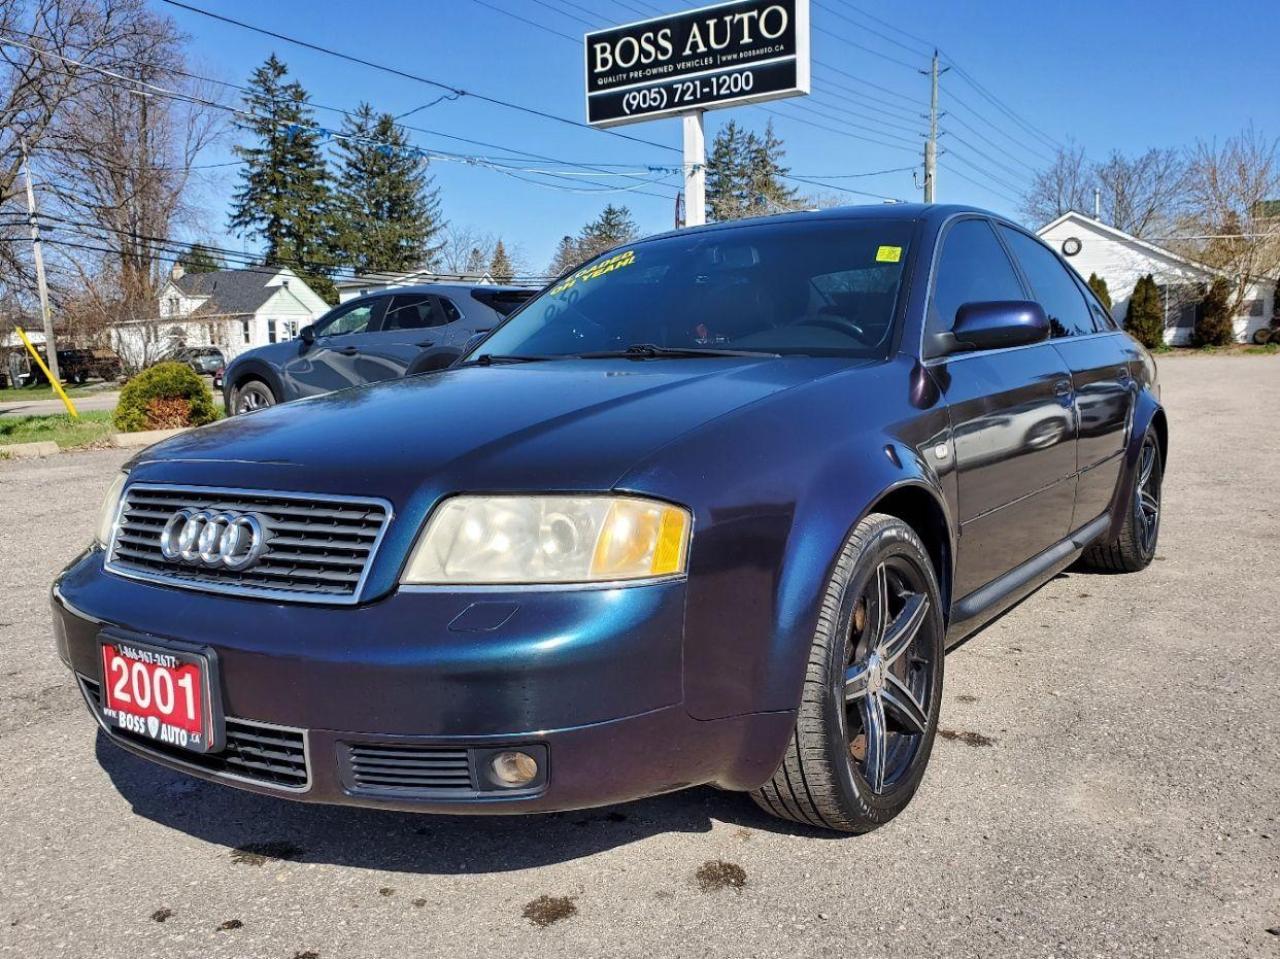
[550,249,636,296]
[875,245,902,263]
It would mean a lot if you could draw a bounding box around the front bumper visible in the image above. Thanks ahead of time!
[52,550,793,814]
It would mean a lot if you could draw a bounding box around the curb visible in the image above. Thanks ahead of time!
[0,440,60,459]
[110,427,190,449]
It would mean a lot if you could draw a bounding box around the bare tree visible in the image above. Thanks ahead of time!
[1095,148,1189,237]
[431,224,494,278]
[1177,127,1280,317]
[1021,143,1093,226]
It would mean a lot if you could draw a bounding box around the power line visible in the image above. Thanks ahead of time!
[469,0,580,43]
[157,0,680,155]
[757,106,920,156]
[778,99,922,147]
[812,58,923,106]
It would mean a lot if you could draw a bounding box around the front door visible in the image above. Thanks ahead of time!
[351,293,453,378]
[926,217,1079,600]
[996,226,1137,528]
[281,297,386,398]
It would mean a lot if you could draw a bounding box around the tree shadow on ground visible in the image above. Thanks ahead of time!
[96,731,840,875]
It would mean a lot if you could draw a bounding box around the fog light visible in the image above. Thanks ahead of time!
[490,750,539,787]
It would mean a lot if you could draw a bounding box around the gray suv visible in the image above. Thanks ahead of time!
[222,283,535,413]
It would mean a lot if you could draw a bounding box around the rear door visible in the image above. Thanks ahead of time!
[997,225,1137,528]
[927,217,1079,600]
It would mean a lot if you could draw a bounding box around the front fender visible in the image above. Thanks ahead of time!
[1105,386,1167,537]
[619,356,951,721]
[223,357,287,412]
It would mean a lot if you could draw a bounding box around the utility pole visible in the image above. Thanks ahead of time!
[922,50,948,204]
[20,139,59,385]
[682,111,706,227]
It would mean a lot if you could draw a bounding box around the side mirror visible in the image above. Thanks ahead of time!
[945,301,1048,354]
[299,324,316,346]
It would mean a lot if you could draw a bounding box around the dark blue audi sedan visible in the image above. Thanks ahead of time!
[52,205,1165,833]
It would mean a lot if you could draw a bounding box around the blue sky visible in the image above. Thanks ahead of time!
[166,0,1280,275]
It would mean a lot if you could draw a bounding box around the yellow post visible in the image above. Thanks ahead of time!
[14,326,78,419]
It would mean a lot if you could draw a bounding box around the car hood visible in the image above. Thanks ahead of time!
[128,357,863,503]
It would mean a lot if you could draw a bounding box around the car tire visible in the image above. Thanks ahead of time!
[1078,427,1163,573]
[751,513,945,833]
[232,379,276,414]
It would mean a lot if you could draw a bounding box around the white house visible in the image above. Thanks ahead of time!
[1037,211,1274,345]
[112,265,330,368]
[336,269,494,304]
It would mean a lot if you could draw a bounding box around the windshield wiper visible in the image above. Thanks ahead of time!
[461,353,562,367]
[576,343,781,360]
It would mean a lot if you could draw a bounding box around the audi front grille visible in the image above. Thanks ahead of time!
[105,483,392,604]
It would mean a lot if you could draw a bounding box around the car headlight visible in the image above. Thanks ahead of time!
[95,473,128,548]
[402,495,691,585]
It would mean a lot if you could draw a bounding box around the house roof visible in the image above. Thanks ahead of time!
[1036,211,1216,277]
[172,268,286,315]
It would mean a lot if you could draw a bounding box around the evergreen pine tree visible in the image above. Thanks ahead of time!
[548,235,580,276]
[1123,274,1164,349]
[577,205,638,260]
[332,103,444,275]
[706,120,751,222]
[489,240,514,284]
[1087,272,1112,312]
[746,120,797,214]
[228,55,337,301]
[1191,276,1235,347]
[178,243,225,274]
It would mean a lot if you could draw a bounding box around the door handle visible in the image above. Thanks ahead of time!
[415,340,435,348]
[334,346,359,356]
[1053,379,1072,397]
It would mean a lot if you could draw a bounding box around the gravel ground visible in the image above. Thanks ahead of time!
[2,355,1277,959]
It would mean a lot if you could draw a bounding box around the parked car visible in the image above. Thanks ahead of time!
[221,283,537,413]
[169,346,226,376]
[212,365,224,391]
[27,347,122,385]
[54,205,1165,833]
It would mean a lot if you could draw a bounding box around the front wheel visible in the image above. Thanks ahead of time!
[1077,427,1163,573]
[232,379,276,414]
[752,513,945,833]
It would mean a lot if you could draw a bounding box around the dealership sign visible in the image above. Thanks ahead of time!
[584,0,811,128]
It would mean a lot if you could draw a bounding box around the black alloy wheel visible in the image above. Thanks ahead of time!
[752,513,944,833]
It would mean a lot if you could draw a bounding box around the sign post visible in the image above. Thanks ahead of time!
[583,0,810,226]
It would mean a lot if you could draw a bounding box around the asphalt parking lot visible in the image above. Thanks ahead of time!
[2,355,1277,959]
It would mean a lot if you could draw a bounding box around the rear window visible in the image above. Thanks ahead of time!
[471,289,536,317]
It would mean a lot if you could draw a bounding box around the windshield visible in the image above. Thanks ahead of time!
[473,218,914,361]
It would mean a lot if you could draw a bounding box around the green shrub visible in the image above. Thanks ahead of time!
[1191,277,1236,348]
[113,361,218,432]
[1087,272,1112,312]
[1123,274,1164,349]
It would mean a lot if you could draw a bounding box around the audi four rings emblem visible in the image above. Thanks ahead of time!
[159,509,268,570]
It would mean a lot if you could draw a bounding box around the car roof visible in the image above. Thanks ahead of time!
[349,283,538,300]
[636,203,1006,245]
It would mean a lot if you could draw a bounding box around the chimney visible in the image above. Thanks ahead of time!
[171,262,185,281]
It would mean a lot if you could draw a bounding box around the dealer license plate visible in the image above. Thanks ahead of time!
[98,637,218,753]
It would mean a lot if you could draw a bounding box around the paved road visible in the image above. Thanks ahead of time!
[2,356,1277,959]
[0,390,121,417]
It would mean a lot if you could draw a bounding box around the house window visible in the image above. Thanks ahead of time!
[167,296,179,316]
[268,319,278,344]
[1242,299,1264,317]
[241,320,251,344]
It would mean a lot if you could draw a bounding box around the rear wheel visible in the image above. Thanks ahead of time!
[1078,427,1162,573]
[751,513,945,833]
[232,379,276,414]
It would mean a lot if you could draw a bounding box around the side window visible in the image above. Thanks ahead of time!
[929,218,1026,341]
[315,299,378,337]
[998,227,1095,338]
[1070,272,1118,332]
[383,294,443,330]
[438,297,462,323]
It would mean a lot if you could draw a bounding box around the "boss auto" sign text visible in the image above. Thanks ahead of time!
[584,0,810,127]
